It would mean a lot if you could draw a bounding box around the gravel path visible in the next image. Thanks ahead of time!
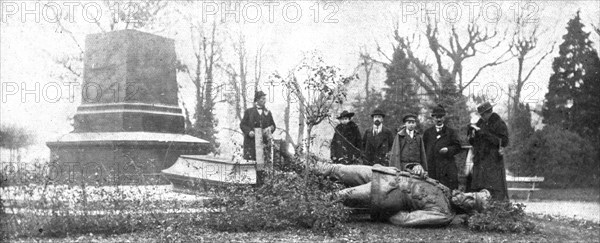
[519,200,600,223]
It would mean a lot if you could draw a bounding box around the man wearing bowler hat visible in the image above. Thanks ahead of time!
[331,110,362,164]
[389,113,427,176]
[362,109,395,166]
[467,102,509,201]
[423,105,462,190]
[240,91,276,161]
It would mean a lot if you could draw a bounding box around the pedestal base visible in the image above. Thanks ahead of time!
[46,132,209,185]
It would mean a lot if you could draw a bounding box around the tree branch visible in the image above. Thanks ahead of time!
[522,42,555,82]
[460,47,513,92]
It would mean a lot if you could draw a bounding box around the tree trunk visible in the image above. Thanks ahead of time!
[285,88,291,143]
[304,125,313,181]
[297,101,305,152]
[513,57,525,114]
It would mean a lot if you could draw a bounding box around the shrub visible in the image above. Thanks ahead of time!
[509,125,598,188]
[468,200,536,233]
[2,159,203,240]
[202,156,350,236]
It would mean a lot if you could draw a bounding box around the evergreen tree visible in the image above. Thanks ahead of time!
[506,103,535,175]
[435,71,470,138]
[543,11,599,140]
[576,40,600,142]
[380,47,420,131]
[351,89,384,133]
[542,11,599,185]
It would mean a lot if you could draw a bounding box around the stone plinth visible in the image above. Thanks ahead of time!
[83,30,178,105]
[47,30,208,185]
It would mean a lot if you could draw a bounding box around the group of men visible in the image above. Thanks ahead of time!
[330,102,509,201]
[240,91,508,226]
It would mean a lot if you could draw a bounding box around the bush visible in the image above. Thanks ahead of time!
[2,159,203,240]
[468,201,536,233]
[509,125,598,188]
[202,157,350,236]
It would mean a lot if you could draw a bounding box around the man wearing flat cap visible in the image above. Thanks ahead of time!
[331,110,362,164]
[467,102,509,201]
[240,91,276,161]
[423,105,462,190]
[389,113,427,176]
[362,109,395,166]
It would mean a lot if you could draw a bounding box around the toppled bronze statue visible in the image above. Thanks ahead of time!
[313,163,490,227]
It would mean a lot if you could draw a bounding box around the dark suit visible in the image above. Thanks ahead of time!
[423,125,462,190]
[240,107,276,160]
[362,125,394,166]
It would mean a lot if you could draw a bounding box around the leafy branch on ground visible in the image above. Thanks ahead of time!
[468,200,536,233]
[202,156,350,236]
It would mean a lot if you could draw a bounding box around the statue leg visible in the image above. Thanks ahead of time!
[313,162,373,187]
[337,182,372,207]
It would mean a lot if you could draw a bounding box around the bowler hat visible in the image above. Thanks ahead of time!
[431,104,446,117]
[336,110,355,119]
[477,102,493,114]
[254,91,267,102]
[370,109,386,118]
[402,113,418,122]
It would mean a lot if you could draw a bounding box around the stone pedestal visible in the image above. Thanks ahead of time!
[46,30,209,185]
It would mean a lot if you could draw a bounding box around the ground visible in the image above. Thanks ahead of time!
[6,188,599,242]
[11,214,599,242]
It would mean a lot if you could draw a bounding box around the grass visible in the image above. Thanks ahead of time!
[10,214,600,242]
[2,163,598,242]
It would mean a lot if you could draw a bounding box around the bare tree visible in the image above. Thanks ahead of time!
[176,18,224,153]
[274,54,357,179]
[0,124,34,162]
[358,47,375,101]
[218,32,266,122]
[508,15,555,114]
[380,18,513,100]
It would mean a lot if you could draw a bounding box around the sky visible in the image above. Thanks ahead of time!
[1,0,599,161]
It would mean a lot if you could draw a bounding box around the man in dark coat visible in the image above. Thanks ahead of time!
[362,109,394,166]
[423,105,462,190]
[389,114,427,175]
[468,102,509,201]
[240,91,276,161]
[331,110,362,164]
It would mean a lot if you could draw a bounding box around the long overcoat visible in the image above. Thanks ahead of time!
[331,121,362,164]
[468,113,509,201]
[240,107,276,160]
[423,125,462,190]
[362,126,394,166]
[389,127,428,171]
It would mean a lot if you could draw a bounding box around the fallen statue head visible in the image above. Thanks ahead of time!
[451,189,491,214]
